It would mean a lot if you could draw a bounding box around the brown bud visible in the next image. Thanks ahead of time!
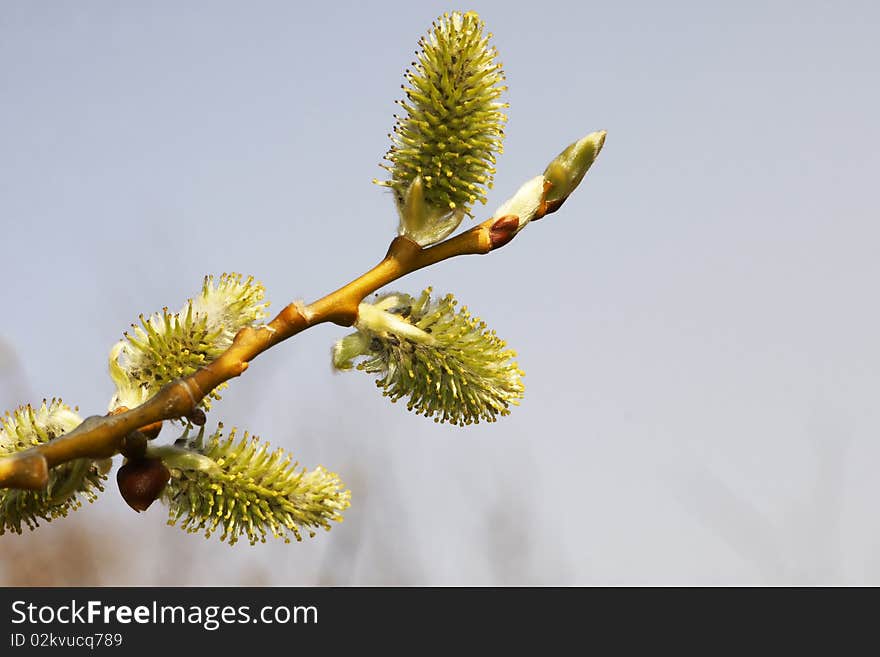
[186,408,207,426]
[117,458,170,512]
[488,214,520,250]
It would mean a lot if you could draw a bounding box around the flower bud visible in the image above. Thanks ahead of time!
[542,130,606,210]
[117,458,170,513]
[492,175,547,232]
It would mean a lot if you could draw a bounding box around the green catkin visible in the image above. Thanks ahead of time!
[334,289,525,426]
[163,425,350,546]
[0,400,106,535]
[376,11,507,218]
[108,273,269,411]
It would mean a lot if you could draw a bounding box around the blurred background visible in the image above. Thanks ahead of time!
[1,0,878,585]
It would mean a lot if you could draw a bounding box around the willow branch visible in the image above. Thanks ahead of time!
[0,214,517,490]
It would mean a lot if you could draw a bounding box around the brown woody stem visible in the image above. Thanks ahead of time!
[0,218,498,490]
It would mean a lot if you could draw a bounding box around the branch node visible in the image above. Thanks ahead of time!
[293,300,312,323]
[387,235,422,264]
[180,378,200,409]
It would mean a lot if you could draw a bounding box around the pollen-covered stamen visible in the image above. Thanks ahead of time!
[0,399,107,535]
[161,424,350,546]
[332,289,525,426]
[108,273,269,413]
[376,11,508,247]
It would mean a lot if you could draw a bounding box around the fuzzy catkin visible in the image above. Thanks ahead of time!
[376,11,507,218]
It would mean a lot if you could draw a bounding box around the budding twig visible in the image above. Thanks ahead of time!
[0,214,515,491]
[0,7,606,552]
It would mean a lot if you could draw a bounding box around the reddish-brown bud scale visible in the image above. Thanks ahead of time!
[488,215,520,250]
[543,196,567,216]
[187,408,207,426]
[117,458,170,512]
[533,179,555,221]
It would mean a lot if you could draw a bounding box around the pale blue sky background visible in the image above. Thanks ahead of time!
[1,1,879,584]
